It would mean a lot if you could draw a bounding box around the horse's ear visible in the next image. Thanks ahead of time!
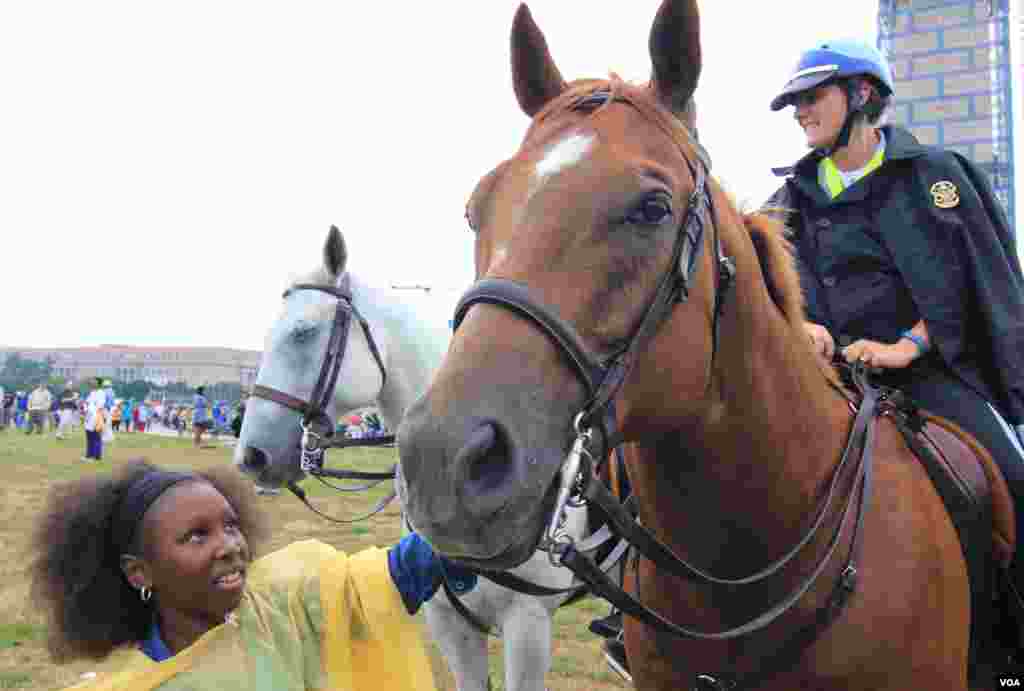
[648,0,702,118]
[323,225,347,279]
[511,4,566,117]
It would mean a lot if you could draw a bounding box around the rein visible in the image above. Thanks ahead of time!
[561,365,880,690]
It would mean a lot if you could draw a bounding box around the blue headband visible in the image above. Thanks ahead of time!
[113,470,200,554]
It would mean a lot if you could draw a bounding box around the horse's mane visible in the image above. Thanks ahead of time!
[740,211,804,329]
[740,208,840,385]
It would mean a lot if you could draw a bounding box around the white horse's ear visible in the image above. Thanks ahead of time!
[324,225,347,279]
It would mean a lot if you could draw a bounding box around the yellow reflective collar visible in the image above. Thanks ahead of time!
[818,144,886,200]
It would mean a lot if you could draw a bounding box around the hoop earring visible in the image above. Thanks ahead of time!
[140,586,152,603]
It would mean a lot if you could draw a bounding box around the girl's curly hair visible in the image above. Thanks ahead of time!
[30,459,269,661]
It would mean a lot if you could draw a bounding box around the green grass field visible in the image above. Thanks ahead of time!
[0,430,627,690]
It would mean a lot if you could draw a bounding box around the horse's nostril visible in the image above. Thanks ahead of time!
[243,446,270,471]
[458,423,513,495]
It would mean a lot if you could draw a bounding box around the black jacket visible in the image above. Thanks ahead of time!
[767,125,1024,424]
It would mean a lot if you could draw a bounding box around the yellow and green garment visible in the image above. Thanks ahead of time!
[65,540,437,691]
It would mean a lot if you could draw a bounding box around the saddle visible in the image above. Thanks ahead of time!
[908,410,1016,569]
[853,381,1021,671]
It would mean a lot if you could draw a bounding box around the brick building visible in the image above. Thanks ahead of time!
[878,0,1016,227]
[0,345,260,388]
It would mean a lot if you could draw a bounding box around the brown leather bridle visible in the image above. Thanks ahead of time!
[249,274,391,479]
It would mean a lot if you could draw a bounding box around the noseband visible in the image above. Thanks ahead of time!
[250,275,390,475]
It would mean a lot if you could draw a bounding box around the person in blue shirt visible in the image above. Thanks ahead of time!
[212,401,227,432]
[192,387,211,448]
[103,380,116,412]
[122,399,135,433]
[15,391,28,429]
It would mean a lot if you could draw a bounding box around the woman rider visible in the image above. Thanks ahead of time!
[31,459,477,690]
[766,39,1024,578]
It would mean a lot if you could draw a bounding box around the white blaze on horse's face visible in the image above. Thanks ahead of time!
[530,131,595,196]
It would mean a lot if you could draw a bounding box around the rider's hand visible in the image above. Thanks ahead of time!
[841,338,916,370]
[803,322,835,360]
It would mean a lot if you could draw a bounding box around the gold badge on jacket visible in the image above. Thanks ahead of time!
[930,180,960,209]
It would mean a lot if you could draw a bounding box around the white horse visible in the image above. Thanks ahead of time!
[235,226,597,691]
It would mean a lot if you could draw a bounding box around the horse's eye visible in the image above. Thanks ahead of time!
[293,325,318,343]
[626,195,672,225]
[465,208,477,233]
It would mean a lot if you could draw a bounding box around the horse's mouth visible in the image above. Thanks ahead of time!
[235,446,304,490]
[414,476,557,571]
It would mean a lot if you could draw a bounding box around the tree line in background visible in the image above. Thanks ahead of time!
[0,353,244,403]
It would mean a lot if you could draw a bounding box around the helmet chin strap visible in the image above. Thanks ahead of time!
[824,80,865,158]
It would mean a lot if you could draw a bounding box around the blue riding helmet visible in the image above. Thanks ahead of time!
[770,39,894,111]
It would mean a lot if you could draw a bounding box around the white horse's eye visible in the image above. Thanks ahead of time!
[292,324,319,343]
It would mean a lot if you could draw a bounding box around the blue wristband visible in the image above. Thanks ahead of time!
[900,330,930,357]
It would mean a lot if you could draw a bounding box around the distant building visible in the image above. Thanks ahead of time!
[0,345,260,388]
[878,0,1016,227]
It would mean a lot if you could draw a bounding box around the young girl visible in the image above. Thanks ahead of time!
[32,459,473,690]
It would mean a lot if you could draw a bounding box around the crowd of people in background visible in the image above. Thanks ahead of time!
[339,411,387,439]
[1,380,389,455]
[1,379,252,460]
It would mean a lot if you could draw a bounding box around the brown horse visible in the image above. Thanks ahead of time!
[397,2,983,688]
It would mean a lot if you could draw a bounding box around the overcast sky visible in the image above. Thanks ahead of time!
[1,1,880,351]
